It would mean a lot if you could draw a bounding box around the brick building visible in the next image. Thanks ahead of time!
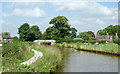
[96,33,118,41]
[0,33,13,43]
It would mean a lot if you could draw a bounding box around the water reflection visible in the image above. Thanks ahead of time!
[62,48,118,72]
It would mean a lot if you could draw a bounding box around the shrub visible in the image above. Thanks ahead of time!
[2,42,29,57]
[56,38,86,43]
[88,40,96,44]
[113,39,120,45]
[97,40,106,44]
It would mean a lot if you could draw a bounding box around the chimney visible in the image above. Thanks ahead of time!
[107,33,109,36]
[115,33,118,39]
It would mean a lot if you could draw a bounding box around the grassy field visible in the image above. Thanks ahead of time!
[56,42,119,54]
[2,41,63,72]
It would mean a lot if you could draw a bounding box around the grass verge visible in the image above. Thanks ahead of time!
[56,42,119,55]
[29,44,63,72]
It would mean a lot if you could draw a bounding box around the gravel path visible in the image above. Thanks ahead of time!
[21,49,43,65]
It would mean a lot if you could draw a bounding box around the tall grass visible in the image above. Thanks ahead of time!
[2,41,34,72]
[30,44,63,72]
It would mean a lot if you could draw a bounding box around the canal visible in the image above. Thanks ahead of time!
[58,47,119,72]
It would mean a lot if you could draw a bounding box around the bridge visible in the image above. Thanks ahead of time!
[33,40,56,45]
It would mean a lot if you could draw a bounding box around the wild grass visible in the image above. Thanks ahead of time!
[56,42,119,54]
[80,43,118,53]
[2,41,34,72]
[30,44,63,72]
[2,41,63,72]
[0,46,2,72]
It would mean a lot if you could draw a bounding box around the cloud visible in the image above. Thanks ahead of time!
[0,19,5,24]
[6,2,45,8]
[50,1,118,33]
[2,13,11,17]
[13,8,47,18]
[0,19,5,33]
[2,0,48,2]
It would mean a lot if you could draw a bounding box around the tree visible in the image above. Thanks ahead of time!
[28,25,42,41]
[2,32,10,35]
[49,16,71,38]
[97,25,120,39]
[70,27,77,39]
[42,26,55,40]
[18,23,30,41]
[78,31,95,40]
[87,31,95,38]
[12,36,18,40]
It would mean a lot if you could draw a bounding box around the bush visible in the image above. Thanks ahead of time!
[113,39,120,45]
[97,40,106,44]
[56,38,97,44]
[2,41,29,57]
[56,38,86,43]
[88,40,96,44]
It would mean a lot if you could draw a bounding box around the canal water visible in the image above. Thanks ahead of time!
[58,47,119,72]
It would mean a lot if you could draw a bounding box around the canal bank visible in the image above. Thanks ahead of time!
[55,43,120,56]
[58,47,119,72]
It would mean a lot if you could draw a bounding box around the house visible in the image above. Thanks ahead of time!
[0,33,13,43]
[96,33,118,41]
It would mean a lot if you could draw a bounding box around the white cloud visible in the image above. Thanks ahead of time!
[2,0,48,2]
[50,1,118,33]
[13,8,47,18]
[2,13,11,17]
[6,2,45,8]
[0,19,4,33]
[0,19,5,24]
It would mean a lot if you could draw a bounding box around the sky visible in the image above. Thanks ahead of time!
[0,0,119,37]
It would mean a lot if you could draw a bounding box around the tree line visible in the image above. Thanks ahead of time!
[18,16,77,41]
[17,16,119,41]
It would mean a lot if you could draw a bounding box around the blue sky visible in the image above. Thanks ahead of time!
[0,1,118,37]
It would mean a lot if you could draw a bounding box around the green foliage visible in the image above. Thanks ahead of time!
[88,40,96,44]
[70,27,77,39]
[42,26,55,40]
[12,36,18,40]
[28,25,42,41]
[78,31,95,40]
[87,31,95,38]
[2,32,10,35]
[2,41,34,72]
[30,44,63,72]
[49,16,71,39]
[18,23,30,41]
[56,38,96,43]
[97,25,120,39]
[3,41,63,72]
[57,43,119,54]
[113,39,120,45]
[18,23,42,41]
[97,40,106,44]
